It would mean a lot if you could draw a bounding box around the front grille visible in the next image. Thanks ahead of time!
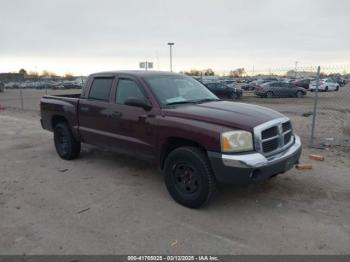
[262,138,279,153]
[255,118,294,156]
[261,126,278,139]
[284,132,292,144]
[282,121,292,132]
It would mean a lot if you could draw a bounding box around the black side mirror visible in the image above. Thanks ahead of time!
[124,98,152,110]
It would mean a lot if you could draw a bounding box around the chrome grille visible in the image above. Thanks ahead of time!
[284,131,292,144]
[282,121,292,132]
[261,126,278,139]
[262,138,279,153]
[254,118,294,156]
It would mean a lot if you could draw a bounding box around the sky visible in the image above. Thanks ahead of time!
[0,0,349,75]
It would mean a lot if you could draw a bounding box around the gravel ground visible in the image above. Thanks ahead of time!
[0,86,349,254]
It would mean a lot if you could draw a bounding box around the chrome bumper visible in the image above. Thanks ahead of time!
[222,135,302,168]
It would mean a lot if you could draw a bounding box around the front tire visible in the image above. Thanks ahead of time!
[325,86,328,92]
[336,86,339,91]
[295,91,304,98]
[54,122,81,160]
[163,146,216,208]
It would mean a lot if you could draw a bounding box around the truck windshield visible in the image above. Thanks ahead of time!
[144,75,218,106]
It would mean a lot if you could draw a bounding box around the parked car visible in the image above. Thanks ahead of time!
[255,81,307,98]
[61,83,82,89]
[0,81,4,92]
[241,78,277,91]
[40,71,302,208]
[291,78,311,89]
[204,82,242,99]
[309,78,340,92]
[221,80,236,87]
[330,77,346,87]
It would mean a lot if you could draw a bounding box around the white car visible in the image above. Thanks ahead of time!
[309,78,339,92]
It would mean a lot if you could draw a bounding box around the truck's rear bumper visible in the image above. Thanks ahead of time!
[208,135,302,184]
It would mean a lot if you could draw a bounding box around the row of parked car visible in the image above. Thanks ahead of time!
[242,77,346,91]
[198,76,348,99]
[2,80,83,90]
[254,78,346,97]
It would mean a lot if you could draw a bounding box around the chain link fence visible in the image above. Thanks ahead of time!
[0,66,349,151]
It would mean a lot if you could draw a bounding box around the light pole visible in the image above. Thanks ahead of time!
[167,42,174,72]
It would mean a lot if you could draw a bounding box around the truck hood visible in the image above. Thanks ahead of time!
[162,101,285,131]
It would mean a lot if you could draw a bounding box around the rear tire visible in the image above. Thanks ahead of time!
[325,86,328,92]
[336,86,339,91]
[53,122,81,160]
[266,91,273,98]
[163,146,216,208]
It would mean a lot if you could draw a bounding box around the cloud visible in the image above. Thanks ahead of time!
[0,0,349,74]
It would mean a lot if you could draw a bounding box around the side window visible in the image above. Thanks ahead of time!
[218,83,226,88]
[116,79,145,105]
[89,78,113,101]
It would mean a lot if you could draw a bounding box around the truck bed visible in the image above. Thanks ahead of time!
[40,94,81,137]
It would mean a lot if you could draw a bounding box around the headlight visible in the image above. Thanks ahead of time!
[221,130,253,153]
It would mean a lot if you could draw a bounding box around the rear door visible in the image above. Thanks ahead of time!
[78,76,114,146]
[108,76,157,160]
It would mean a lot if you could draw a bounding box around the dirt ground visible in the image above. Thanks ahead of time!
[0,86,350,254]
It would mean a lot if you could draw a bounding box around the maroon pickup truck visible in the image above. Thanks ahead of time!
[40,71,302,208]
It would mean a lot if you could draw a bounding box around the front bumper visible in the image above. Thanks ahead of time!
[208,135,302,184]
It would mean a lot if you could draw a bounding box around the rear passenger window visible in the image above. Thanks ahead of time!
[116,79,145,104]
[89,78,113,101]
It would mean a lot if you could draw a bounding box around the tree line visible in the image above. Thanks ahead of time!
[180,68,246,77]
[18,69,75,80]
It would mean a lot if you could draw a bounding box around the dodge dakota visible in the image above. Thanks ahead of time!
[40,71,302,208]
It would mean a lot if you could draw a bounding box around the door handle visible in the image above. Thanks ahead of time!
[80,106,89,112]
[111,111,122,118]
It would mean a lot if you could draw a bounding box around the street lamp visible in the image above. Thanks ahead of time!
[167,42,174,72]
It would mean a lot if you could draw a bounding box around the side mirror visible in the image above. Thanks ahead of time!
[124,98,152,110]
